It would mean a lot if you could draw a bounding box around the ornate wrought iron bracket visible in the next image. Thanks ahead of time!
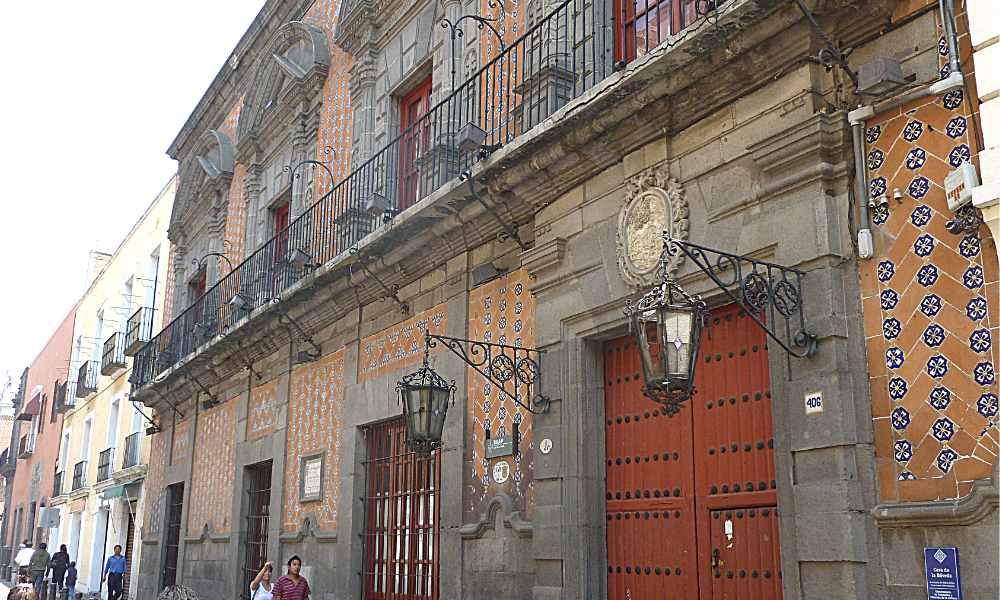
[946,205,985,239]
[192,250,235,275]
[234,340,263,381]
[185,373,218,407]
[349,247,410,314]
[151,388,185,420]
[794,0,859,90]
[278,312,322,361]
[460,170,527,250]
[128,394,163,434]
[665,237,818,359]
[425,331,551,415]
[441,1,506,91]
[282,145,337,192]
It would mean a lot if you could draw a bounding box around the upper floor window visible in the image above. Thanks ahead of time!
[615,0,701,63]
[399,76,433,211]
[187,266,207,306]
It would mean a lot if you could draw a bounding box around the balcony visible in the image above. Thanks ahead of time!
[17,434,35,458]
[101,332,127,375]
[131,0,733,389]
[72,460,88,491]
[54,380,76,413]
[53,471,64,496]
[124,307,154,356]
[76,361,98,398]
[121,432,141,470]
[97,448,115,482]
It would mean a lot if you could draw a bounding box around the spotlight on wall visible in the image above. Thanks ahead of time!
[285,248,315,270]
[229,292,250,312]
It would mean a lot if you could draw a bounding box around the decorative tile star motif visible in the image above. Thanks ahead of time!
[942,89,964,110]
[913,234,935,257]
[877,260,895,283]
[883,318,901,340]
[885,347,905,369]
[958,235,980,258]
[870,176,887,198]
[893,439,913,462]
[910,205,932,227]
[974,362,996,386]
[866,125,882,144]
[920,294,942,317]
[891,406,911,430]
[908,176,930,200]
[889,377,908,400]
[917,264,938,287]
[966,297,988,321]
[939,64,951,80]
[945,116,967,139]
[872,205,890,225]
[926,355,949,379]
[931,417,955,442]
[898,471,917,481]
[880,289,899,311]
[902,120,924,142]
[905,147,927,170]
[963,265,983,289]
[936,448,958,473]
[929,387,951,410]
[948,144,971,168]
[977,393,998,418]
[938,36,949,55]
[970,329,992,354]
[922,324,945,348]
[868,149,885,170]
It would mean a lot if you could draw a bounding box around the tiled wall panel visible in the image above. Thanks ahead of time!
[247,380,278,441]
[187,402,237,536]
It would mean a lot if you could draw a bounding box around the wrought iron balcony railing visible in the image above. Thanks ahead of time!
[101,332,127,375]
[121,432,141,470]
[124,307,155,356]
[72,460,88,491]
[17,434,35,458]
[55,381,76,413]
[131,0,727,388]
[76,361,98,398]
[53,470,64,496]
[97,448,115,482]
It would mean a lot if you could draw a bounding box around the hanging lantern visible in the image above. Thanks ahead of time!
[396,349,455,454]
[626,277,706,415]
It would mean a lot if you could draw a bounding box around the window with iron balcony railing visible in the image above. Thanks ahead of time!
[72,460,88,491]
[76,361,98,398]
[121,432,141,470]
[97,448,115,482]
[55,381,76,413]
[130,0,731,389]
[17,434,35,458]
[101,332,127,376]
[53,470,64,496]
[124,307,155,356]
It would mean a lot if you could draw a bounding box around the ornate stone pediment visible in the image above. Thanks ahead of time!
[616,166,689,288]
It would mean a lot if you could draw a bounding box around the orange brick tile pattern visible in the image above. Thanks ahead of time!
[187,401,237,536]
[465,269,537,521]
[861,89,998,502]
[284,348,346,533]
[172,418,192,465]
[141,425,170,539]
[247,380,278,441]
[358,304,448,382]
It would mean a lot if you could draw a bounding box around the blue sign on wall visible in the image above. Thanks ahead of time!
[924,547,962,600]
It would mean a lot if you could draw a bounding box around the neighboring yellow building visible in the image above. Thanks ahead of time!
[50,177,174,598]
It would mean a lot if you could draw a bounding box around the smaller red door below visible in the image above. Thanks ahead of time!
[707,506,782,600]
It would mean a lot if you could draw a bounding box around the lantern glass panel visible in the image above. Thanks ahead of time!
[660,309,693,379]
[635,309,664,384]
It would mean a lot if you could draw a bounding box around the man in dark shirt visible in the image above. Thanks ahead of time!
[49,544,70,589]
[103,545,127,600]
[272,555,310,600]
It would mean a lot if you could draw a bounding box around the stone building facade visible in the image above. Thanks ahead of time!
[132,1,998,599]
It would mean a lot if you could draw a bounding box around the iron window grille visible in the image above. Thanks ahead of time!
[72,460,88,491]
[124,307,155,356]
[76,362,98,398]
[53,470,64,496]
[121,432,141,470]
[241,462,272,600]
[97,448,115,482]
[102,332,128,376]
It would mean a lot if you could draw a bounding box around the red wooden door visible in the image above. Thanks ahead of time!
[399,77,432,211]
[605,305,781,599]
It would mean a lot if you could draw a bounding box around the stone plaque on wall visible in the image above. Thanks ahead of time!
[616,166,689,288]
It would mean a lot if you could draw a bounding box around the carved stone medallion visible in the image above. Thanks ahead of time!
[616,166,689,288]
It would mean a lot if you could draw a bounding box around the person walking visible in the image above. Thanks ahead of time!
[272,556,310,600]
[27,543,49,594]
[64,561,78,600]
[250,561,274,600]
[13,542,32,584]
[102,545,127,600]
[48,545,70,590]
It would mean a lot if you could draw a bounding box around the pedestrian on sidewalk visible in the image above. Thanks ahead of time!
[64,562,77,600]
[27,543,49,594]
[48,545,69,590]
[13,542,32,584]
[7,583,39,600]
[250,561,274,600]
[103,545,127,600]
[272,556,310,600]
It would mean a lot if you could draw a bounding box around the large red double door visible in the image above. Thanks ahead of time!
[605,304,783,599]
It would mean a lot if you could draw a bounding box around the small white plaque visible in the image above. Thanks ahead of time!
[492,460,510,484]
[804,391,823,415]
[539,438,553,455]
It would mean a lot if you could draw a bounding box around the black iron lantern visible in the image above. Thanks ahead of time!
[626,277,706,415]
[396,346,455,454]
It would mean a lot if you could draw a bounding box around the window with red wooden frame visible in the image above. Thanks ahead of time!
[614,0,704,64]
[362,418,440,600]
[187,266,207,322]
[398,76,433,211]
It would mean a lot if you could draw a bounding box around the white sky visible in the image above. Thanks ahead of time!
[0,1,265,385]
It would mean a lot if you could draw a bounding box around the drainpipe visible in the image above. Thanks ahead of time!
[846,0,966,260]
